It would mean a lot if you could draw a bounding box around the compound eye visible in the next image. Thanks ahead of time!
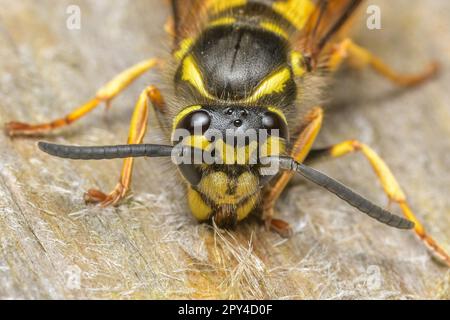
[262,111,288,139]
[177,110,211,135]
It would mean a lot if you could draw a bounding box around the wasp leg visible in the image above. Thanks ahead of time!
[328,38,439,87]
[263,107,324,238]
[311,140,450,267]
[164,16,176,38]
[5,58,159,136]
[84,85,165,207]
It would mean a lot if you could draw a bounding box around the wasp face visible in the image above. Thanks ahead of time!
[172,105,288,227]
[174,105,288,143]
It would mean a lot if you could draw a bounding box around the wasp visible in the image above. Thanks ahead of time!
[5,0,450,266]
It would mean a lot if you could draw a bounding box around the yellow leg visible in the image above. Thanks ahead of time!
[164,16,176,38]
[5,58,159,136]
[328,38,438,87]
[313,140,450,267]
[263,107,324,237]
[84,85,165,207]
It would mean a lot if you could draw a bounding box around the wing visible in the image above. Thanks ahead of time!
[171,0,209,47]
[297,0,364,68]
[169,0,363,64]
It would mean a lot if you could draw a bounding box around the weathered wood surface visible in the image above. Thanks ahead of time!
[0,0,449,299]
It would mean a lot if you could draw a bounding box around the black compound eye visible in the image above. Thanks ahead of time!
[177,110,211,135]
[262,111,288,139]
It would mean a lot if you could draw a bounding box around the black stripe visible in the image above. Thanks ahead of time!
[318,0,363,50]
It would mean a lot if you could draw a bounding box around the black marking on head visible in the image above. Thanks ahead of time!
[175,106,289,142]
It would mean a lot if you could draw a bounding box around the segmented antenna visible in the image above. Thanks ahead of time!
[38,142,415,230]
[38,142,174,160]
[276,156,414,230]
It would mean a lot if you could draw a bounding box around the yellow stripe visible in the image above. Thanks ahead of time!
[209,17,236,28]
[172,105,202,132]
[206,0,246,14]
[237,194,259,221]
[182,135,212,151]
[188,187,212,221]
[273,0,316,30]
[174,38,194,61]
[213,139,259,165]
[291,51,306,77]
[244,68,291,103]
[199,172,232,205]
[181,55,214,100]
[260,21,289,40]
[181,59,292,104]
[259,135,286,157]
[172,134,267,165]
[199,171,258,205]
[267,106,288,124]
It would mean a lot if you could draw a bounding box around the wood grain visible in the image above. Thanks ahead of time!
[0,0,449,299]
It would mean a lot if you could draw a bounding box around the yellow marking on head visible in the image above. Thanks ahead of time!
[174,38,194,61]
[188,187,212,221]
[237,194,259,221]
[181,55,214,99]
[291,51,306,77]
[182,135,212,151]
[260,21,289,40]
[172,105,202,132]
[235,172,259,203]
[244,68,292,103]
[273,0,316,30]
[199,171,230,204]
[206,0,246,14]
[198,171,259,205]
[209,17,236,28]
[259,136,286,158]
[267,106,288,124]
[213,139,259,165]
